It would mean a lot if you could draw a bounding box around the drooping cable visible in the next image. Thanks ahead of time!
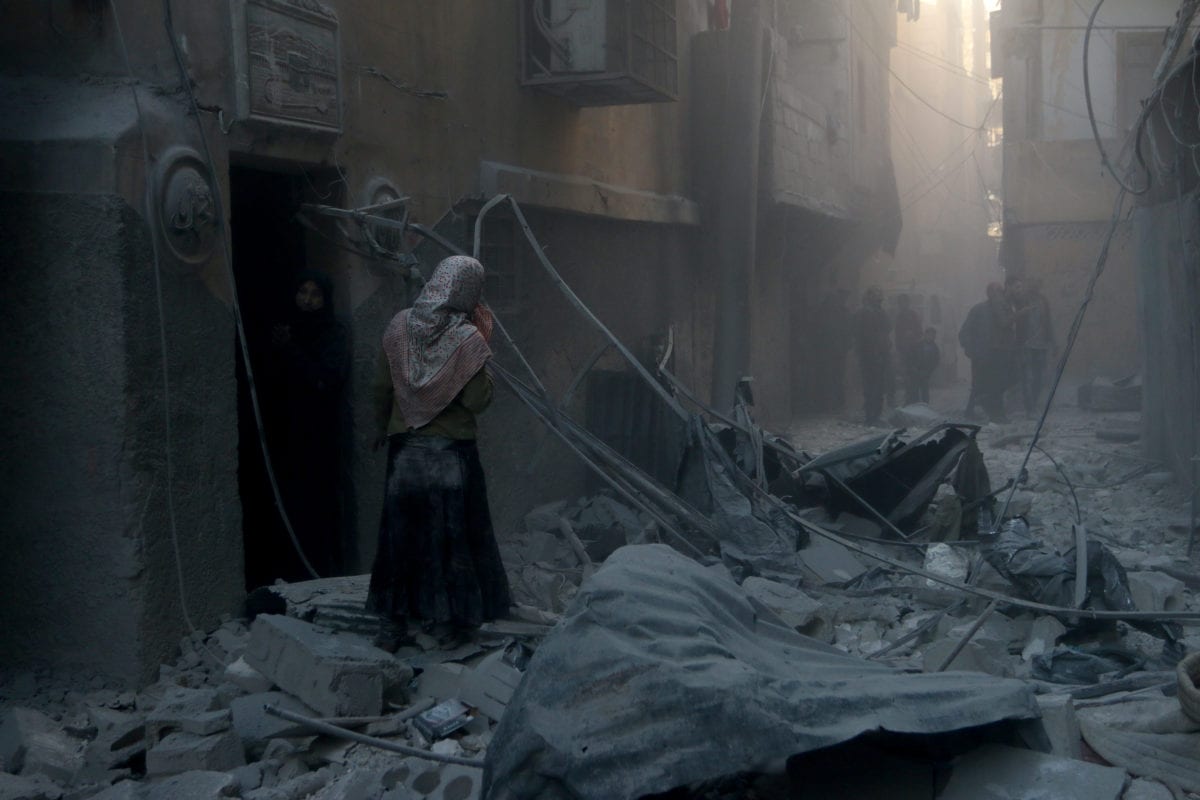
[1084,0,1152,194]
[161,0,320,579]
[109,0,228,665]
[990,187,1129,531]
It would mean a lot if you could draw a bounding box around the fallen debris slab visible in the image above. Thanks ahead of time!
[0,708,84,785]
[144,729,244,777]
[483,544,1039,800]
[939,743,1127,800]
[244,615,411,717]
[1078,375,1142,412]
[0,772,63,800]
[1078,696,1200,793]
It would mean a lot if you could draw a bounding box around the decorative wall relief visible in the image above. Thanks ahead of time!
[155,147,218,269]
[231,0,341,133]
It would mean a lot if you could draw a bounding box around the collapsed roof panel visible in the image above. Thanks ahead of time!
[482,544,1040,800]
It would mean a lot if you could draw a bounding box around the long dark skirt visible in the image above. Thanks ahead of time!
[367,434,511,627]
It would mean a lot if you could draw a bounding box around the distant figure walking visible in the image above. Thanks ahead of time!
[910,326,941,404]
[1013,276,1056,417]
[819,287,854,411]
[959,283,1015,423]
[893,294,923,405]
[854,287,892,426]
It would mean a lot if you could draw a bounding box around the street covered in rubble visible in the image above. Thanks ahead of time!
[6,238,1200,799]
[9,0,1200,798]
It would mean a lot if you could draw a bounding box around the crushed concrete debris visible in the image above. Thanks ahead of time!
[5,386,1200,799]
[484,544,1040,799]
[939,743,1127,800]
[244,615,411,717]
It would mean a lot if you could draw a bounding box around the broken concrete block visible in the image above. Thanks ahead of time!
[244,767,334,800]
[832,513,882,539]
[146,687,230,744]
[244,615,411,717]
[0,708,84,784]
[0,772,63,800]
[78,713,146,783]
[405,762,480,800]
[887,403,944,428]
[923,543,969,589]
[229,762,264,793]
[941,743,1126,800]
[1124,778,1175,800]
[416,662,468,700]
[1128,571,1186,613]
[84,780,140,800]
[741,577,830,639]
[796,537,868,585]
[224,657,274,694]
[1078,376,1141,412]
[1034,693,1082,759]
[143,770,238,800]
[523,500,568,534]
[209,627,249,663]
[570,494,649,561]
[459,650,524,722]
[1022,616,1068,662]
[144,730,244,777]
[922,637,1014,677]
[312,768,393,800]
[230,692,317,758]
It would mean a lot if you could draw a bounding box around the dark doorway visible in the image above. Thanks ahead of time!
[230,165,351,590]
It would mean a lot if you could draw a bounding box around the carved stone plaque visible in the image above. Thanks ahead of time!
[231,0,341,132]
[155,147,218,270]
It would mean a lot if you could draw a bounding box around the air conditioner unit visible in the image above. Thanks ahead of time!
[521,0,678,106]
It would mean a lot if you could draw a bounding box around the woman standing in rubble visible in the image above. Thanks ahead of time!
[367,255,511,645]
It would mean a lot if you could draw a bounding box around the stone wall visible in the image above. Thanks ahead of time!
[1135,195,1200,478]
[0,192,242,684]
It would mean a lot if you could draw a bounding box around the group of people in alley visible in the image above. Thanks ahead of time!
[852,276,1055,426]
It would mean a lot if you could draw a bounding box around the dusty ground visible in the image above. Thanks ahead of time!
[3,376,1198,799]
[791,378,1194,562]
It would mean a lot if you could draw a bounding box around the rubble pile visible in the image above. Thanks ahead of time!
[5,385,1200,800]
[0,601,548,800]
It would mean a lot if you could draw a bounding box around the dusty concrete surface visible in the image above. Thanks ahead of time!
[0,191,243,684]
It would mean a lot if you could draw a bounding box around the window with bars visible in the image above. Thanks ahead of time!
[520,0,678,107]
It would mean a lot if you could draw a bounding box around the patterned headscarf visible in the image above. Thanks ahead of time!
[382,256,493,429]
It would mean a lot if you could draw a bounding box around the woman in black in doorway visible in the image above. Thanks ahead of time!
[263,270,350,583]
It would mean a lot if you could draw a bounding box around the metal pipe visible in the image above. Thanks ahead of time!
[262,705,485,768]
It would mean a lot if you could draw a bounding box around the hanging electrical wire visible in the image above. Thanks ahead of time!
[108,0,229,666]
[1083,0,1153,194]
[161,0,321,579]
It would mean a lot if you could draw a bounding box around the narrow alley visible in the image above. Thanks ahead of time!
[4,1,1200,799]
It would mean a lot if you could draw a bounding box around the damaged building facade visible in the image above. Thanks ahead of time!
[991,0,1178,379]
[1129,26,1200,487]
[0,1,901,684]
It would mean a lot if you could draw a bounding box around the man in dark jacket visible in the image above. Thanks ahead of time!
[959,283,1014,422]
[894,293,923,404]
[1013,276,1056,416]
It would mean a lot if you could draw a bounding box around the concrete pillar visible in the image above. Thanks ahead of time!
[693,0,765,413]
